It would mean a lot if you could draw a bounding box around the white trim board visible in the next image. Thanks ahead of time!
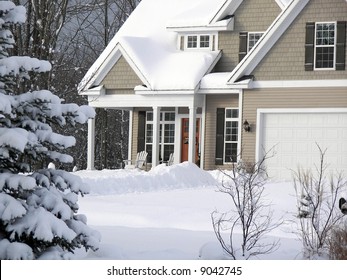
[251,80,347,88]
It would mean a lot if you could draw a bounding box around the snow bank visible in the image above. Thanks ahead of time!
[75,162,218,195]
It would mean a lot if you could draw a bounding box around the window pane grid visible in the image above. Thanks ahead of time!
[316,47,334,68]
[187,36,197,48]
[200,35,210,48]
[145,111,175,163]
[316,23,335,46]
[224,108,239,163]
[315,23,335,69]
[248,32,264,51]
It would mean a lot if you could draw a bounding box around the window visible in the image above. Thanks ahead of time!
[224,108,239,163]
[145,111,175,163]
[305,21,346,71]
[248,32,264,51]
[239,32,264,62]
[186,35,211,49]
[200,35,210,48]
[315,22,336,69]
[187,36,198,48]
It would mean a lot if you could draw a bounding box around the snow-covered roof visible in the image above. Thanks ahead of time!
[79,0,308,94]
[79,0,232,93]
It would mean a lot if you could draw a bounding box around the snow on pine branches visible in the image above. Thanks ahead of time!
[0,1,99,259]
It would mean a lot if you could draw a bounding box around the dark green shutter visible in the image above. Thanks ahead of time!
[336,21,346,71]
[215,108,225,165]
[137,111,146,152]
[239,32,248,62]
[305,22,315,71]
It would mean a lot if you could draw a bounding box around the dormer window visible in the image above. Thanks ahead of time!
[185,34,212,50]
[200,35,210,48]
[187,36,198,48]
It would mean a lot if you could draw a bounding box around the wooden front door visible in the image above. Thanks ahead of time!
[181,118,200,164]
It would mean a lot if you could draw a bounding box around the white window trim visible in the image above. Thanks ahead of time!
[185,34,213,50]
[314,21,337,71]
[247,32,265,52]
[224,108,239,164]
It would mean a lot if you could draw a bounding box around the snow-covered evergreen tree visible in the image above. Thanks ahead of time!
[0,1,99,259]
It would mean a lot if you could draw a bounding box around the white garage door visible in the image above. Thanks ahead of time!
[259,111,347,180]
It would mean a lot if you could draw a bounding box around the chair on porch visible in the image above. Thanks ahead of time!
[164,153,174,166]
[160,153,174,166]
[123,151,148,169]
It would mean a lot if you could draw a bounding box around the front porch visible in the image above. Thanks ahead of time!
[86,91,206,170]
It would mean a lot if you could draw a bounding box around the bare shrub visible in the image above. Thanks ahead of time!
[293,145,347,259]
[212,154,281,260]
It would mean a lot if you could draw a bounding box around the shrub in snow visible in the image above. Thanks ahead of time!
[293,145,347,259]
[0,1,99,259]
[212,153,281,260]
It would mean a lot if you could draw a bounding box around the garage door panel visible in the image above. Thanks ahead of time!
[260,112,347,180]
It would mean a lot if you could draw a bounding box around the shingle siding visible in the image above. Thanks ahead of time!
[101,56,142,91]
[214,0,280,72]
[252,0,347,80]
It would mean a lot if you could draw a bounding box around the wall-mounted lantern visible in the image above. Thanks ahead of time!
[243,119,251,132]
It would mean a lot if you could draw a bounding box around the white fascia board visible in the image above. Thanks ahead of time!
[251,79,347,88]
[87,93,199,108]
[78,44,122,93]
[135,88,196,95]
[198,88,241,94]
[167,17,234,32]
[204,50,223,76]
[80,85,105,96]
[275,0,286,10]
[210,0,243,24]
[91,46,122,86]
[227,0,310,84]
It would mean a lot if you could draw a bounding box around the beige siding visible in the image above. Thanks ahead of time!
[214,0,280,72]
[252,0,347,80]
[204,94,239,170]
[242,88,347,163]
[101,56,142,91]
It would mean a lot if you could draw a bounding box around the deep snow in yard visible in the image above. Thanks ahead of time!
[71,162,309,260]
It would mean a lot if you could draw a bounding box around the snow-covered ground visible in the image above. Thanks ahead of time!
[71,162,308,260]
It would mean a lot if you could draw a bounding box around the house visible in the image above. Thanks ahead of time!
[78,0,347,180]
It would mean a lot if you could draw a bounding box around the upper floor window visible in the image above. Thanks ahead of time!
[315,22,336,69]
[187,35,198,48]
[305,21,346,71]
[238,31,264,62]
[186,35,211,50]
[248,32,264,51]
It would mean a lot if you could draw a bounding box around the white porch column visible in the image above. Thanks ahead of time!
[128,109,133,161]
[87,117,95,170]
[152,106,161,167]
[188,106,197,163]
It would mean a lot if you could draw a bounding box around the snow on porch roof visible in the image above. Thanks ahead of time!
[78,0,234,93]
